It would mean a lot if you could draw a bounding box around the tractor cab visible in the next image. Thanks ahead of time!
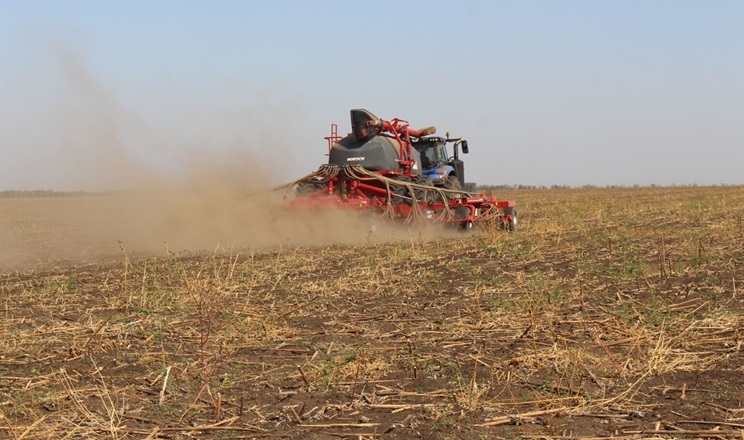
[413,136,469,189]
[414,137,449,171]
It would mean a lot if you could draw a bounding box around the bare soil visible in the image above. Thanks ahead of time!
[1,186,744,439]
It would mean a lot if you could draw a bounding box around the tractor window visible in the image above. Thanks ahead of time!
[418,145,436,168]
[436,144,449,163]
[414,140,446,169]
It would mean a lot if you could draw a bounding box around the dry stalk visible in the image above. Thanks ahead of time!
[158,366,171,405]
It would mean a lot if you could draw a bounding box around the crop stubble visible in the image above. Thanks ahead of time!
[1,185,744,439]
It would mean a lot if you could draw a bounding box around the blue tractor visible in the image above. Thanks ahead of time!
[412,135,478,195]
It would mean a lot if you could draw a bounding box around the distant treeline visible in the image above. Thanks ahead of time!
[0,190,105,198]
[1,184,740,198]
[479,183,742,190]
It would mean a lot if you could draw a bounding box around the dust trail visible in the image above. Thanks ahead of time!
[0,44,448,270]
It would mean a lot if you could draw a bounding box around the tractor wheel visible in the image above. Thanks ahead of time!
[390,183,408,205]
[454,206,471,219]
[501,207,517,232]
[415,176,434,203]
[464,182,477,193]
[390,177,416,205]
[296,180,327,197]
[440,175,463,199]
[453,206,475,231]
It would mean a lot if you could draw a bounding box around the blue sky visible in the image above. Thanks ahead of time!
[1,1,742,189]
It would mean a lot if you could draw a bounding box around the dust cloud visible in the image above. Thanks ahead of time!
[0,46,444,270]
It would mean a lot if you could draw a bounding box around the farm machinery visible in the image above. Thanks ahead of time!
[288,109,516,230]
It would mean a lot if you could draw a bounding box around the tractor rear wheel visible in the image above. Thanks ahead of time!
[390,176,414,205]
[389,183,407,204]
[440,175,463,199]
[415,176,434,203]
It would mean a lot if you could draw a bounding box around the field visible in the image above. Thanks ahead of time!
[1,186,744,439]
